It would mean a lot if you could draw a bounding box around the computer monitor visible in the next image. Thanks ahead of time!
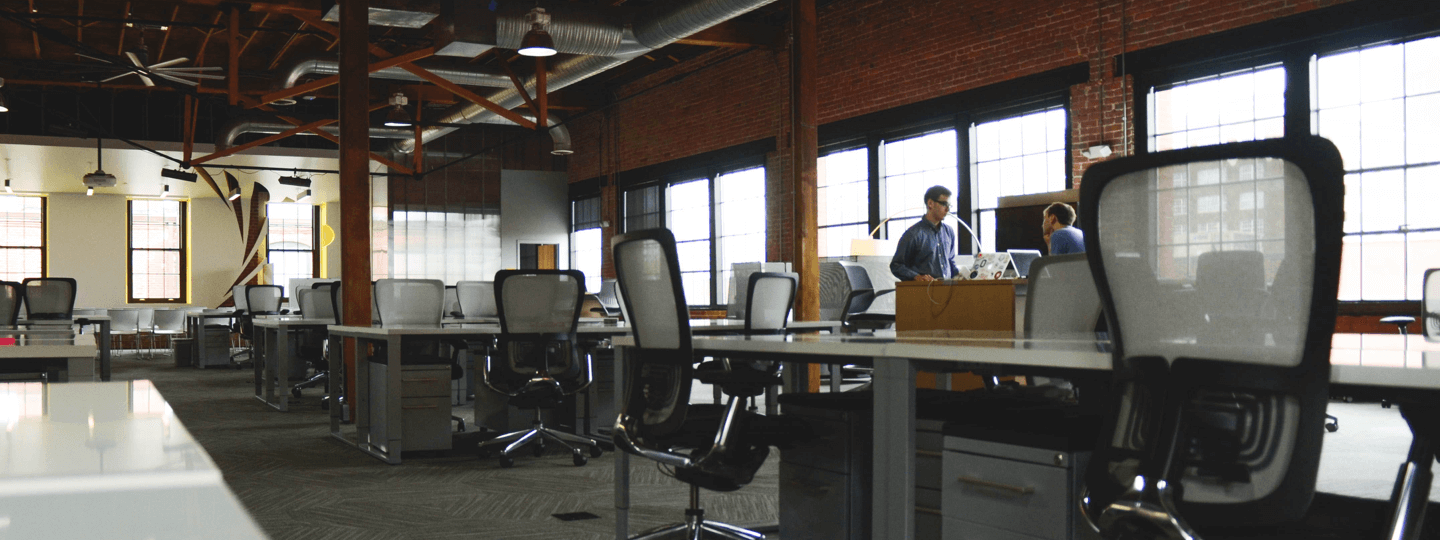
[1007,249,1043,278]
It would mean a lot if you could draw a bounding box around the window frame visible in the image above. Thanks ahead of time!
[127,198,187,304]
[0,195,47,281]
[570,195,604,293]
[265,202,321,298]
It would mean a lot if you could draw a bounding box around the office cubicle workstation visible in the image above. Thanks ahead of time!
[5,0,1440,538]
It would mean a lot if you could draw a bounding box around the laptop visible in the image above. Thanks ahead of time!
[1006,249,1043,278]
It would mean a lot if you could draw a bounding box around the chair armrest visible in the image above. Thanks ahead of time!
[613,420,695,469]
[873,288,896,300]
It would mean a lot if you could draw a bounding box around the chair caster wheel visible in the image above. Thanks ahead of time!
[456,420,466,432]
[532,443,546,457]
[573,452,588,467]
[589,446,603,458]
[291,388,302,399]
[499,456,515,468]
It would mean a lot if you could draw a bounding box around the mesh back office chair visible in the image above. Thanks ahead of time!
[613,228,806,540]
[291,285,336,400]
[0,282,21,327]
[231,285,283,367]
[1024,254,1103,341]
[1077,137,1344,539]
[456,281,498,318]
[443,285,461,317]
[20,277,76,322]
[476,270,602,467]
[373,279,466,431]
[838,261,895,332]
[1424,269,1439,342]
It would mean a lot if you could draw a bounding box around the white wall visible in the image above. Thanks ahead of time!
[499,170,570,270]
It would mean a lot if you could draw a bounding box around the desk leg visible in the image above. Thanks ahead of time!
[355,337,373,456]
[276,327,291,412]
[614,344,630,540]
[1386,404,1439,540]
[330,335,346,440]
[873,357,917,540]
[384,335,403,462]
[98,321,111,381]
[254,328,268,405]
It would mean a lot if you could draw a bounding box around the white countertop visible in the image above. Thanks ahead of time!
[0,333,96,359]
[0,381,267,539]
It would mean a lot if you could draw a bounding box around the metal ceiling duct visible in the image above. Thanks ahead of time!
[278,56,513,90]
[217,121,414,150]
[401,0,779,154]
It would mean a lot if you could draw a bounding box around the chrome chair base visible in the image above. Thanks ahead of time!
[478,418,602,464]
[632,509,765,540]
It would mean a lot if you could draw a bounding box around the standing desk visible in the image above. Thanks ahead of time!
[609,331,1440,540]
[251,317,333,412]
[0,380,268,539]
[327,320,841,464]
[16,316,112,381]
[0,330,99,382]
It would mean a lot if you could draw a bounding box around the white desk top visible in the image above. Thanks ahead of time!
[251,318,333,329]
[0,381,267,539]
[0,333,96,359]
[331,318,841,338]
[185,310,238,319]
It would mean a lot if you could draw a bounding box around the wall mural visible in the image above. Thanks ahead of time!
[193,167,270,307]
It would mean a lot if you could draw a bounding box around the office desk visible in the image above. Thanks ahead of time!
[185,310,237,368]
[609,331,1440,540]
[0,380,268,539]
[0,331,99,382]
[328,320,841,464]
[16,316,111,381]
[251,318,333,412]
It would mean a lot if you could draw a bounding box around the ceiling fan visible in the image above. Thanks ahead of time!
[77,44,224,87]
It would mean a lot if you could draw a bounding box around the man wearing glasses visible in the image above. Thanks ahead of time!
[890,185,960,282]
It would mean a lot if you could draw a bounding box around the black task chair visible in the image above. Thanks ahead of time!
[0,282,22,327]
[1077,136,1346,540]
[476,269,603,468]
[701,272,799,411]
[613,228,807,540]
[20,277,77,328]
[1426,269,1439,342]
[231,285,283,368]
[291,283,336,402]
[838,261,895,332]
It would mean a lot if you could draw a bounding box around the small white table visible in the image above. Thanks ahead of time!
[0,332,99,382]
[251,317,333,412]
[0,380,268,539]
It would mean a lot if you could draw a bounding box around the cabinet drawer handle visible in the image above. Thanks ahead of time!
[403,405,438,410]
[955,475,1035,495]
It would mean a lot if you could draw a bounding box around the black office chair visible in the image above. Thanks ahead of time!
[476,269,602,468]
[838,261,895,332]
[20,277,77,323]
[1077,136,1345,540]
[612,228,808,540]
[1426,269,1439,342]
[0,282,21,327]
[701,272,799,411]
[231,284,283,368]
[291,283,336,402]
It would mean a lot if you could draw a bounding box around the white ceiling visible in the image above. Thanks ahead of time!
[0,135,370,203]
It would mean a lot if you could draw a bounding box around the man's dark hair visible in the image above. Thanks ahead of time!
[1045,202,1077,226]
[923,185,952,204]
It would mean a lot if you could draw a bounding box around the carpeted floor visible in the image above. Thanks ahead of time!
[111,350,1434,539]
[115,352,777,540]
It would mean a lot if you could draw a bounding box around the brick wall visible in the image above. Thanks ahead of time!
[568,0,1357,278]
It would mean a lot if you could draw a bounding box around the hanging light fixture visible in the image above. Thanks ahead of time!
[518,7,557,57]
[86,186,94,196]
[4,180,11,194]
[383,93,411,127]
[0,78,8,113]
[162,184,170,198]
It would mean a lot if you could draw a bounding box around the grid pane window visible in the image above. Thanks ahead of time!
[1149,159,1290,282]
[1315,35,1440,300]
[971,107,1068,252]
[667,179,711,306]
[266,202,316,291]
[1149,64,1286,153]
[130,199,185,302]
[717,167,767,303]
[882,130,958,239]
[623,185,662,233]
[386,210,500,284]
[0,196,44,282]
[818,148,870,258]
[571,196,604,293]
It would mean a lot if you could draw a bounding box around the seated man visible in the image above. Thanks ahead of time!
[1043,202,1085,255]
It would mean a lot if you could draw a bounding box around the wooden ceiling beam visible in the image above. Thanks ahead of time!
[193,12,226,67]
[267,22,307,70]
[259,104,414,175]
[27,0,40,59]
[156,6,180,61]
[497,59,539,117]
[248,46,435,109]
[76,0,84,43]
[238,13,271,58]
[673,20,780,49]
[115,2,129,56]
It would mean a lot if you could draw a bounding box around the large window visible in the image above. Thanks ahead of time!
[1315,35,1440,301]
[1149,64,1287,153]
[129,199,185,302]
[266,203,317,291]
[668,178,712,306]
[716,167,766,303]
[817,148,870,258]
[882,130,958,240]
[381,210,501,284]
[971,107,1069,252]
[0,196,44,282]
[623,185,662,232]
[571,196,604,293]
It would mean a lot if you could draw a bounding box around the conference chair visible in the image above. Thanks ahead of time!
[150,309,187,359]
[591,279,622,317]
[232,285,283,368]
[443,285,461,318]
[1077,136,1345,540]
[1427,269,1439,342]
[109,309,141,357]
[20,277,77,324]
[1023,253,1103,341]
[476,269,603,468]
[612,228,807,540]
[837,261,895,332]
[0,282,21,327]
[135,308,155,359]
[290,285,335,401]
[373,279,466,432]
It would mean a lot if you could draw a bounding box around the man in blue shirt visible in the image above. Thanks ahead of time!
[1043,202,1085,255]
[890,186,960,282]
